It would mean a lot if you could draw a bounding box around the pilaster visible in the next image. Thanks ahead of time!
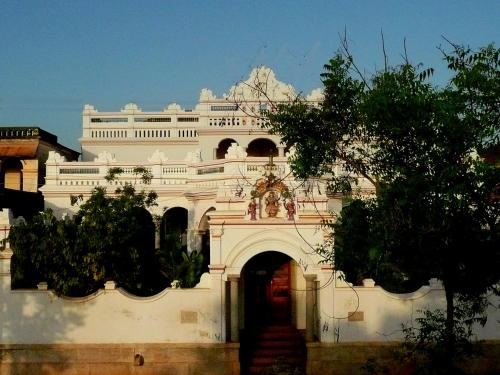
[0,249,12,291]
[228,275,240,342]
[305,274,317,342]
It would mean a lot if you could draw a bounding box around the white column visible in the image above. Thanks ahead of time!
[189,230,203,253]
[228,275,240,342]
[0,249,13,292]
[208,264,226,341]
[305,275,316,342]
[319,265,335,342]
[154,225,161,250]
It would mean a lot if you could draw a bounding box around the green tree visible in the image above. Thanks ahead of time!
[71,184,162,296]
[10,209,97,296]
[265,43,500,361]
[10,166,207,295]
[10,181,168,296]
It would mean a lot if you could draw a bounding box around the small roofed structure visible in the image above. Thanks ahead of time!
[0,126,79,218]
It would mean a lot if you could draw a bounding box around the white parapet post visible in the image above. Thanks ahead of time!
[209,264,227,342]
[0,209,13,291]
[228,275,240,342]
[0,247,12,292]
[318,264,335,342]
[305,274,317,342]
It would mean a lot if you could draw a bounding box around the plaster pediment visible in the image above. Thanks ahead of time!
[226,66,297,102]
[94,151,116,163]
[147,150,168,163]
[121,102,141,112]
[223,228,321,276]
[46,151,67,163]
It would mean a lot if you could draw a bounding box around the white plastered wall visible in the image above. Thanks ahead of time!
[315,272,500,343]
[0,257,227,344]
[1,247,499,344]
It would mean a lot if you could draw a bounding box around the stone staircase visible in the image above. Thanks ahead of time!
[241,324,306,375]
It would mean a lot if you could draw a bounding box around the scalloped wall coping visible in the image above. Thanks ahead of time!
[10,282,213,303]
[334,284,438,301]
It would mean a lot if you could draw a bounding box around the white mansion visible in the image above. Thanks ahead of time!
[40,67,337,343]
[42,67,335,257]
[1,68,498,375]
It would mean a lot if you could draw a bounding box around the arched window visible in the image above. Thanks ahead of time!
[159,207,213,288]
[160,207,188,251]
[198,207,215,271]
[216,138,237,159]
[246,138,278,157]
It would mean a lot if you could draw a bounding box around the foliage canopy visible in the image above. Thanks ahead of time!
[265,43,500,351]
[10,178,205,296]
[266,43,499,292]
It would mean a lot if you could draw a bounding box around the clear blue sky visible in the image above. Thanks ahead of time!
[1,0,498,151]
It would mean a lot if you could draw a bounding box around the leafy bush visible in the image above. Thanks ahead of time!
[10,182,205,296]
[397,297,488,375]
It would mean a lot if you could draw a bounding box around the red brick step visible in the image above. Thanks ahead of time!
[241,324,306,375]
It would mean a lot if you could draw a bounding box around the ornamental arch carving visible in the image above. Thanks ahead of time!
[223,229,319,279]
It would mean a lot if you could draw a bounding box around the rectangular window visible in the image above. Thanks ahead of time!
[197,167,224,175]
[90,118,128,123]
[60,168,99,174]
[134,117,171,122]
[210,105,238,111]
[177,117,199,122]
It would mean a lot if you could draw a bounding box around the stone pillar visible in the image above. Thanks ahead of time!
[22,159,39,192]
[228,275,240,342]
[305,275,316,342]
[189,230,203,253]
[0,209,13,291]
[151,212,161,250]
[0,249,13,291]
[210,227,224,264]
[209,264,226,341]
[154,227,161,250]
[150,163,162,186]
[185,203,195,253]
[319,265,335,342]
[278,146,285,157]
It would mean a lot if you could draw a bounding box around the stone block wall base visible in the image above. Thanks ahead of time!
[306,341,500,375]
[0,343,240,375]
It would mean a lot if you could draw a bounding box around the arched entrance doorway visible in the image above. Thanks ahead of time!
[240,251,307,374]
[243,251,292,327]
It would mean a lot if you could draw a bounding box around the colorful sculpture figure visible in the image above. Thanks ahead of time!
[247,198,257,220]
[285,199,296,221]
[265,191,279,218]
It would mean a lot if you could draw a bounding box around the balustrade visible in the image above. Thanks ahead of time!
[45,157,295,188]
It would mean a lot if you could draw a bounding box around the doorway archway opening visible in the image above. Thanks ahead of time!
[242,251,294,328]
[239,251,307,374]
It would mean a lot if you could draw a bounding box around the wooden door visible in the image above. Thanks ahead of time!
[244,252,292,327]
[268,261,291,323]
